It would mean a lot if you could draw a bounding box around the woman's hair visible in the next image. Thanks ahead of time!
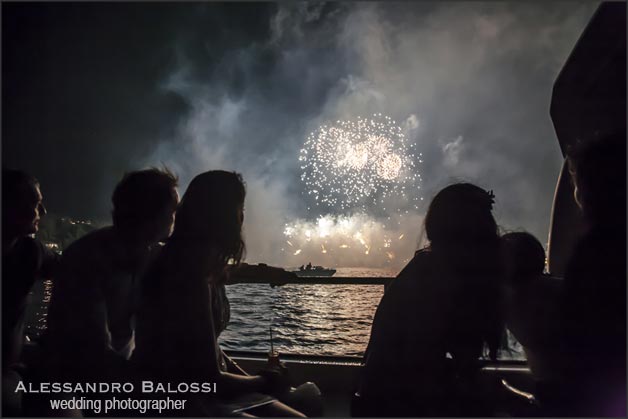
[422,183,503,361]
[424,183,499,250]
[172,170,246,270]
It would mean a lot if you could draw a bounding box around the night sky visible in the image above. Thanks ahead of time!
[2,2,598,267]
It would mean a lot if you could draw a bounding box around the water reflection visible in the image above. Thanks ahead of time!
[221,267,525,360]
[221,283,384,356]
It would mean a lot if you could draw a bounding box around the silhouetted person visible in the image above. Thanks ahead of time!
[134,170,304,417]
[358,183,503,416]
[44,168,179,386]
[306,262,312,270]
[557,132,626,416]
[2,169,59,416]
[502,232,562,389]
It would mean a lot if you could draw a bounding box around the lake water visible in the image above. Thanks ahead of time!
[27,267,525,359]
[221,267,392,356]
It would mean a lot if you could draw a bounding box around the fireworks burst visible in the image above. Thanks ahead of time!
[299,113,422,213]
[285,114,423,265]
[281,213,423,267]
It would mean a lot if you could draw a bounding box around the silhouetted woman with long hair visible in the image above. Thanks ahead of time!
[134,171,303,417]
[358,183,503,417]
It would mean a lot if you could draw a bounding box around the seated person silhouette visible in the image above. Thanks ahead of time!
[133,170,305,417]
[502,232,562,389]
[44,168,179,386]
[358,183,503,417]
[558,132,626,416]
[2,169,59,416]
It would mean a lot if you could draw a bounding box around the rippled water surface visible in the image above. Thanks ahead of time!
[220,267,391,356]
[27,267,524,359]
[221,267,525,359]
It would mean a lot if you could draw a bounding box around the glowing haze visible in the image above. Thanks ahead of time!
[4,3,597,271]
[283,213,424,268]
[138,3,595,271]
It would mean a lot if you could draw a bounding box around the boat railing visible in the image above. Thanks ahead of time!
[223,349,529,368]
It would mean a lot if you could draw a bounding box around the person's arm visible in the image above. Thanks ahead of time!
[216,371,270,394]
[362,259,420,378]
[364,252,446,380]
[222,350,249,375]
[365,253,427,357]
[173,278,283,396]
[485,278,505,361]
[45,250,110,365]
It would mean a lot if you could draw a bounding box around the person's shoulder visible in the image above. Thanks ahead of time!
[64,227,113,251]
[386,249,433,297]
[396,249,432,280]
[12,236,46,262]
[412,248,432,264]
[572,223,624,256]
[566,226,619,275]
[15,235,42,253]
[62,227,116,264]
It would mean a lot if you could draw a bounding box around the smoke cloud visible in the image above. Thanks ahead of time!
[138,2,595,269]
[3,2,597,270]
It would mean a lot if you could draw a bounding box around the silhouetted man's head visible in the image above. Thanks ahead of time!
[502,232,545,282]
[2,169,46,239]
[112,168,179,244]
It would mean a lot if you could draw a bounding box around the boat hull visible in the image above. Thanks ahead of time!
[293,269,336,277]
